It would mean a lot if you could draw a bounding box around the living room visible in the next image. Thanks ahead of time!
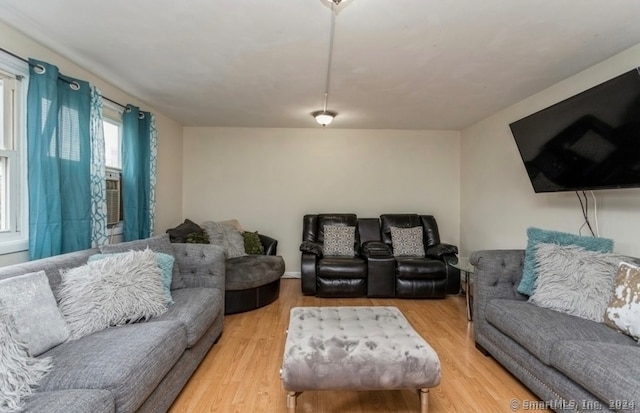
[1,2,640,412]
[0,6,639,271]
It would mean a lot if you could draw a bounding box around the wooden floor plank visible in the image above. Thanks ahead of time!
[168,279,547,412]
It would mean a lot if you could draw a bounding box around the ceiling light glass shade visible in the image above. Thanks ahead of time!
[312,110,337,126]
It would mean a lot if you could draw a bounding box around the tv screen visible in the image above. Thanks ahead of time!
[509,68,640,193]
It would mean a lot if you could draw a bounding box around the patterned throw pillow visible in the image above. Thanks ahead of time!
[604,262,640,341]
[390,226,425,257]
[323,225,355,257]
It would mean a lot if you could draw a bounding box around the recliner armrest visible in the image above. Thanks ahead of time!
[425,242,458,259]
[361,241,392,258]
[300,240,323,257]
[258,233,278,255]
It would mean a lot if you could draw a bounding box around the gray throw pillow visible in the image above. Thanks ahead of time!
[529,243,622,322]
[58,249,167,340]
[390,226,425,257]
[0,311,52,413]
[0,271,69,356]
[100,233,186,290]
[201,221,247,258]
[89,251,175,306]
[323,225,355,257]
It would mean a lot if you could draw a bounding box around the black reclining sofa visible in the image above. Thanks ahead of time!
[300,213,460,298]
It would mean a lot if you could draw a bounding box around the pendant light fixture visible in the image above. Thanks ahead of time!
[312,0,347,126]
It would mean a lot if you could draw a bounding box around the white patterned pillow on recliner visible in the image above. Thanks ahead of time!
[323,225,355,257]
[390,226,425,257]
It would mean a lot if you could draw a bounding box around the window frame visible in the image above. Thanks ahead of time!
[103,114,122,170]
[0,54,28,255]
[102,105,124,236]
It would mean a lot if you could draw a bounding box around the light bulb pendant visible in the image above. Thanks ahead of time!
[312,110,337,126]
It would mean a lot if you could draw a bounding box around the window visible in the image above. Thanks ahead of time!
[0,55,28,253]
[103,114,122,230]
[103,117,121,169]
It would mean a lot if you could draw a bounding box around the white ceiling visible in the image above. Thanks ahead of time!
[2,0,640,130]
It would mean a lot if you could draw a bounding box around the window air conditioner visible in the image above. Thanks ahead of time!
[105,170,121,226]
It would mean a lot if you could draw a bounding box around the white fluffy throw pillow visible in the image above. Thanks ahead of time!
[529,243,621,322]
[58,248,167,340]
[0,311,52,413]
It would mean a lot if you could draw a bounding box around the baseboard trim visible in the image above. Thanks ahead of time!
[283,271,301,279]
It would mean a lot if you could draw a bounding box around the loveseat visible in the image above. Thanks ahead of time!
[0,234,226,413]
[471,249,640,412]
[300,213,460,298]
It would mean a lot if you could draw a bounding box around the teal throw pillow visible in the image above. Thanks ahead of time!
[89,251,175,305]
[517,227,614,296]
[242,231,265,255]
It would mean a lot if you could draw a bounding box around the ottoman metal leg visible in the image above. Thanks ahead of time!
[419,388,429,413]
[287,391,301,412]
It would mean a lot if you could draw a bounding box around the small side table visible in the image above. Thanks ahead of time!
[449,256,475,321]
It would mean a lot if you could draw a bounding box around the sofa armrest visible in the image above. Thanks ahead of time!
[172,243,226,291]
[470,250,527,340]
[469,250,527,300]
[425,242,458,258]
[258,233,278,255]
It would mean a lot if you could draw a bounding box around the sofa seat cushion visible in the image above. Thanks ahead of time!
[395,258,446,280]
[25,389,115,413]
[317,257,366,279]
[485,299,635,365]
[150,288,222,347]
[37,321,186,413]
[550,341,640,409]
[226,255,285,290]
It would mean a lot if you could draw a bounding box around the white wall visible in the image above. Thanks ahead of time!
[183,127,461,274]
[0,21,184,266]
[460,43,640,256]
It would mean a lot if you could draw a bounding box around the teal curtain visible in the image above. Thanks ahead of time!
[90,86,108,247]
[27,59,92,259]
[122,105,156,241]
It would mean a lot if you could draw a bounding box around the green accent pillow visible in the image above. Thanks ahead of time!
[186,231,210,244]
[242,231,265,255]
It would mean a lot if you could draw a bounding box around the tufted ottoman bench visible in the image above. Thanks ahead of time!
[280,306,441,412]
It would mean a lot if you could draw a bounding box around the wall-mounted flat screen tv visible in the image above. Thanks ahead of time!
[509,68,640,193]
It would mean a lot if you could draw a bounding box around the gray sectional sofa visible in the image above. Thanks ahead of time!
[1,235,226,413]
[471,250,640,413]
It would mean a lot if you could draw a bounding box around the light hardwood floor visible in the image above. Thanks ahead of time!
[169,279,547,413]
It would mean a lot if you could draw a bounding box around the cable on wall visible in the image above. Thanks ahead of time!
[576,190,598,237]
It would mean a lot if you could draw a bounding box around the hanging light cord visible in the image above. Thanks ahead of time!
[322,4,337,112]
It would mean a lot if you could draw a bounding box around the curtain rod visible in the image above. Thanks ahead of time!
[0,46,128,111]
